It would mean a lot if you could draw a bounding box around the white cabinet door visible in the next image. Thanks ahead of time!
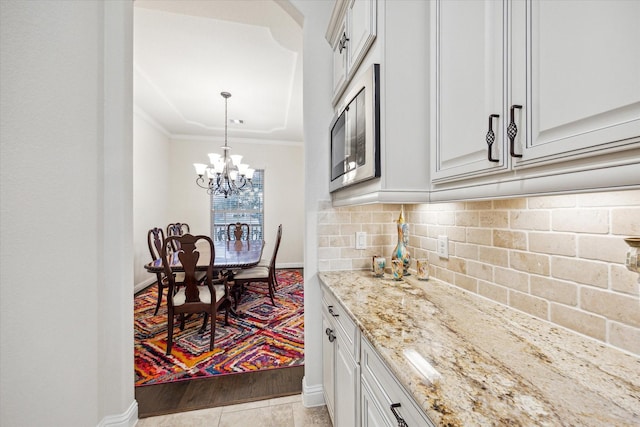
[332,19,348,98]
[361,379,392,427]
[334,335,360,427]
[432,0,507,182]
[322,312,335,421]
[347,0,377,73]
[516,0,640,167]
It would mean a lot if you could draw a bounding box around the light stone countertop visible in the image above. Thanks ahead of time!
[318,271,640,426]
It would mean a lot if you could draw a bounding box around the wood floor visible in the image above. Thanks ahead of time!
[136,365,304,418]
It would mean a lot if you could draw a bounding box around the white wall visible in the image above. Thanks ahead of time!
[167,137,305,269]
[133,112,171,288]
[0,1,135,426]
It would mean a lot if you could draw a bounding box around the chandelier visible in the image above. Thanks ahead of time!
[194,92,254,198]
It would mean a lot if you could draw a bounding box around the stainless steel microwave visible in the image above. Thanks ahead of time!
[329,63,380,193]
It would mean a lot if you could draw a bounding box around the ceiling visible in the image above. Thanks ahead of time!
[133,0,304,143]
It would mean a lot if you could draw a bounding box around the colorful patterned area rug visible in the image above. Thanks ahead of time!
[134,270,304,386]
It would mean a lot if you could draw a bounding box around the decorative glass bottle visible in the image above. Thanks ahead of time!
[392,207,411,275]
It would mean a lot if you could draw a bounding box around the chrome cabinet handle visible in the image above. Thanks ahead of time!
[338,31,349,53]
[486,114,500,163]
[390,403,408,427]
[325,327,336,343]
[508,104,523,158]
[328,305,339,317]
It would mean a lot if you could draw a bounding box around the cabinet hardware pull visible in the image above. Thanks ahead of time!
[390,403,409,427]
[486,114,500,163]
[339,31,349,54]
[508,104,523,158]
[328,306,339,317]
[325,328,336,343]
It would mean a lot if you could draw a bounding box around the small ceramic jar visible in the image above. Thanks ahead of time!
[391,259,404,281]
[372,256,386,277]
[416,259,429,280]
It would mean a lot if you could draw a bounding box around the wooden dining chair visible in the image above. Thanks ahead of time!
[232,224,282,308]
[161,233,231,355]
[167,222,190,250]
[227,222,250,241]
[147,227,171,315]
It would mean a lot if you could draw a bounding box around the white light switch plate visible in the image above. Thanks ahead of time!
[437,235,449,259]
[356,232,367,249]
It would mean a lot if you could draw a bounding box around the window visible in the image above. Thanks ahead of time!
[211,170,264,242]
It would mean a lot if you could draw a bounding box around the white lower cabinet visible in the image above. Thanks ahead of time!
[322,283,434,427]
[322,287,360,427]
[361,337,435,427]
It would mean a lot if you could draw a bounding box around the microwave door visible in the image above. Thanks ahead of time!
[330,110,346,181]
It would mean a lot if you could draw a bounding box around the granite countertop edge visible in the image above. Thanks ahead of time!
[318,270,640,427]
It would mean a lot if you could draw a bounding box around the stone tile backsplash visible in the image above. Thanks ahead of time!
[317,190,640,356]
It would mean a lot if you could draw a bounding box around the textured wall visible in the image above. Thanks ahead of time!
[317,189,640,356]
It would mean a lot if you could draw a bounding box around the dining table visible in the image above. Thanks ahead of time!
[144,239,265,274]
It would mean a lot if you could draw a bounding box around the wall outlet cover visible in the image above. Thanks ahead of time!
[437,235,449,259]
[356,231,367,250]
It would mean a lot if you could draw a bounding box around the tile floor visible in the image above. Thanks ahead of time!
[135,394,332,427]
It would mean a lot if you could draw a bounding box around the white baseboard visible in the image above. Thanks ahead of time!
[134,277,156,294]
[302,376,326,408]
[97,400,138,427]
[277,262,303,269]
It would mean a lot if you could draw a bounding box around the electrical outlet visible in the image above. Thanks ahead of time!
[437,235,449,259]
[356,232,367,250]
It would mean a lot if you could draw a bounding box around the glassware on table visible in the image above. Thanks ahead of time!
[391,259,404,281]
[416,259,429,280]
[372,256,386,277]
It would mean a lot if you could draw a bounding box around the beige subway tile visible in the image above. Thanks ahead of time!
[510,251,549,275]
[371,212,395,224]
[412,248,429,260]
[318,224,340,236]
[608,322,640,356]
[510,210,550,231]
[611,265,640,296]
[444,257,467,274]
[478,281,508,304]
[552,209,609,234]
[455,211,479,227]
[612,207,640,236]
[438,211,455,226]
[530,276,578,306]
[494,198,527,209]
[329,235,351,248]
[433,266,454,284]
[446,226,467,243]
[371,234,394,246]
[528,232,576,256]
[551,257,608,288]
[419,236,436,251]
[318,260,331,272]
[382,223,397,235]
[340,223,361,235]
[550,303,606,341]
[495,267,529,292]
[352,258,371,270]
[577,189,640,207]
[479,211,509,228]
[467,228,492,245]
[413,223,428,237]
[527,194,576,209]
[466,200,493,210]
[362,223,384,235]
[467,260,493,282]
[509,290,549,319]
[581,288,640,328]
[454,273,478,293]
[429,202,464,211]
[318,236,330,248]
[352,212,373,224]
[317,247,341,260]
[330,259,353,271]
[578,235,629,263]
[455,243,479,260]
[478,246,509,267]
[494,230,527,250]
[421,211,439,224]
[429,225,446,238]
[341,247,366,259]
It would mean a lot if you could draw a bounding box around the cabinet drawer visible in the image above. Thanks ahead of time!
[361,337,435,427]
[322,287,359,360]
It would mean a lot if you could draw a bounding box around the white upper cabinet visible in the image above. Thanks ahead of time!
[518,0,640,167]
[327,0,377,105]
[431,0,640,198]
